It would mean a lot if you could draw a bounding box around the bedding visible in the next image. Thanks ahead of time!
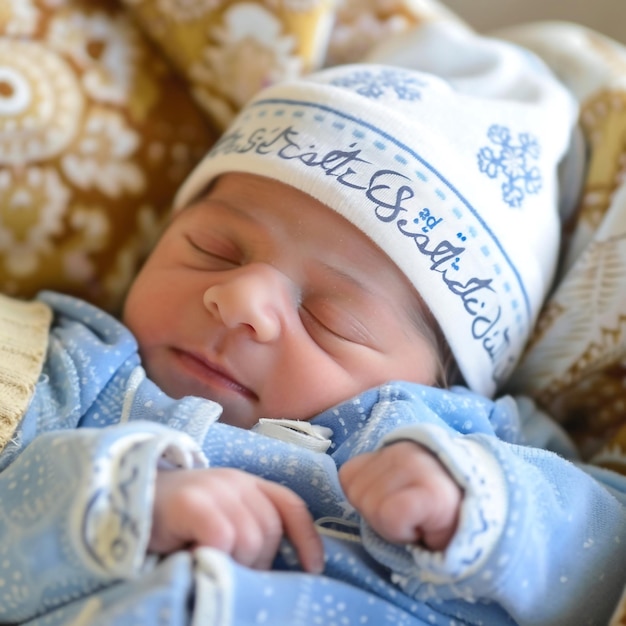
[497,21,626,472]
[496,23,626,625]
[0,0,218,312]
[1,0,626,623]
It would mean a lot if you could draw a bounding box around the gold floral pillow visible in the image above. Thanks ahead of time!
[0,0,218,312]
[121,0,337,130]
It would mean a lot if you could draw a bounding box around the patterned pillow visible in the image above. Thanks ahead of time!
[0,0,218,312]
[120,0,338,129]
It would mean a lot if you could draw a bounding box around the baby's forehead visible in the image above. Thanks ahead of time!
[183,172,348,231]
[178,173,413,279]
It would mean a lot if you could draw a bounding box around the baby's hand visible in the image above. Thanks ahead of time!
[149,467,324,573]
[339,441,462,551]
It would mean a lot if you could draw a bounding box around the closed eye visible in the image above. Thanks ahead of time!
[185,234,241,267]
[300,306,344,341]
[300,301,371,347]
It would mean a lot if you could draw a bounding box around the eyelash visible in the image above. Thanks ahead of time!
[300,304,361,348]
[301,306,337,336]
[186,235,240,266]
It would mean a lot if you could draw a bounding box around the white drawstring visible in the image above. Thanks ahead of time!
[252,418,334,453]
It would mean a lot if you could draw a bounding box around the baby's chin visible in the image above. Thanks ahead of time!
[216,406,262,430]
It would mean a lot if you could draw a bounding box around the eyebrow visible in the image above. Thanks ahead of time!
[199,196,259,223]
[194,196,273,242]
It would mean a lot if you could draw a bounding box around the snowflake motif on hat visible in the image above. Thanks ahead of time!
[477,125,542,208]
[329,69,423,101]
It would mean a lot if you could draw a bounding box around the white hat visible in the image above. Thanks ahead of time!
[175,24,578,397]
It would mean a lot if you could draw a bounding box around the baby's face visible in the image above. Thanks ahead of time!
[123,173,438,429]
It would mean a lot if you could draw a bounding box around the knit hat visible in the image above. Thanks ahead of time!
[174,23,578,397]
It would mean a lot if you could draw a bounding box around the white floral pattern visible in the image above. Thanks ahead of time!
[62,206,110,282]
[0,40,84,165]
[46,11,140,105]
[0,167,69,277]
[328,1,413,66]
[0,0,40,36]
[62,107,146,198]
[191,4,301,126]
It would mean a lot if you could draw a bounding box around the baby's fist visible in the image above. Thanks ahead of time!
[339,441,462,550]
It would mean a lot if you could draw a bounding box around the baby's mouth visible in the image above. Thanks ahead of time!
[172,349,258,400]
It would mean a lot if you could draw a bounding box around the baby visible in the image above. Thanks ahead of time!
[1,22,625,626]
[129,170,460,566]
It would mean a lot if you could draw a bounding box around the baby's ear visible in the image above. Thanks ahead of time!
[121,0,337,131]
[0,0,218,314]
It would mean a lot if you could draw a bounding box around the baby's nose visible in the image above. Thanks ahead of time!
[203,263,295,343]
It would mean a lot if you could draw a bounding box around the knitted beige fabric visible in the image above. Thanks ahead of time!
[0,295,52,452]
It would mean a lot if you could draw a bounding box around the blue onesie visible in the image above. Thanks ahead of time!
[0,291,625,626]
